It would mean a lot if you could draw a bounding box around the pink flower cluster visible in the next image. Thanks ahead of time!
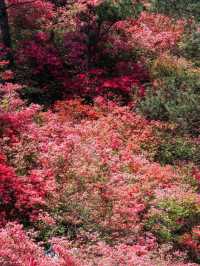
[116,11,185,53]
[0,58,199,264]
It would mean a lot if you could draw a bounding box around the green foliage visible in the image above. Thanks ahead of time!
[138,71,200,135]
[145,196,200,242]
[180,31,200,67]
[151,0,200,21]
[154,135,200,165]
[35,203,90,244]
[36,223,67,243]
[96,0,144,23]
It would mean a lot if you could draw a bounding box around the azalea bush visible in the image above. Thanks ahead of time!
[1,77,199,263]
[1,0,200,265]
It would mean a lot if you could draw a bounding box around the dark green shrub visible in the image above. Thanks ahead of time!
[181,31,200,67]
[138,71,200,135]
[154,136,200,165]
[96,0,144,23]
[151,0,200,21]
[20,84,63,107]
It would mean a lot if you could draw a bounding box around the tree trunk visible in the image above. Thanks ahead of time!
[0,0,13,64]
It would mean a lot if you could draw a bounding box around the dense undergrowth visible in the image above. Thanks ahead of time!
[0,0,200,265]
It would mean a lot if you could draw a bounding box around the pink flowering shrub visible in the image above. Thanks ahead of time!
[0,88,198,264]
[116,11,185,53]
[1,55,200,264]
[0,222,78,266]
[1,223,198,266]
[0,0,199,264]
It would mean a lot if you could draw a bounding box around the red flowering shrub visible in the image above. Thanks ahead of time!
[64,68,146,101]
[0,71,56,226]
[0,154,54,225]
[10,0,152,103]
[8,0,55,31]
[17,33,64,78]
